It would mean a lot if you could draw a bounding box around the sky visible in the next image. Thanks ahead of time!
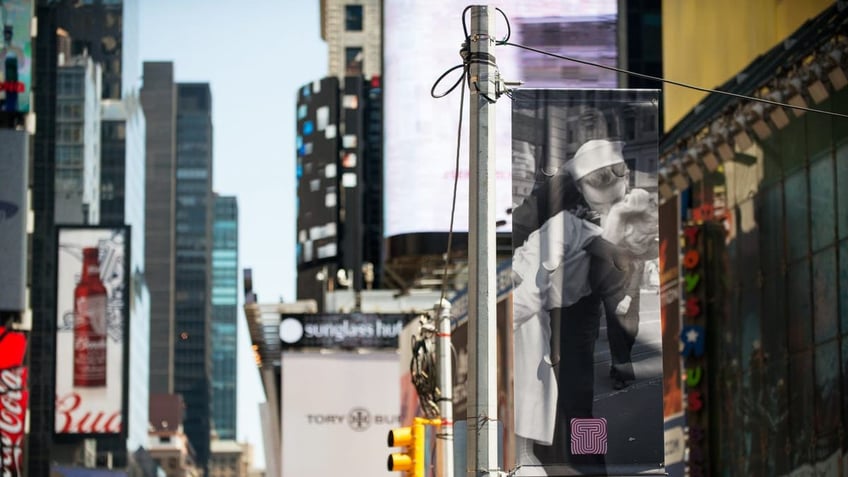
[138,0,328,469]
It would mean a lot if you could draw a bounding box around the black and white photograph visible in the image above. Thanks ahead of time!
[511,89,664,476]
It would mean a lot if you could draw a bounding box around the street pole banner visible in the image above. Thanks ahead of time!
[510,89,664,475]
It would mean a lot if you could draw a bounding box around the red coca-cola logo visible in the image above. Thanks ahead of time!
[55,392,122,434]
[0,392,25,432]
[0,368,25,395]
[0,327,27,476]
[0,327,26,370]
[0,367,27,477]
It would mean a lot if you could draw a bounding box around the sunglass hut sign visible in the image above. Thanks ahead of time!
[280,314,408,349]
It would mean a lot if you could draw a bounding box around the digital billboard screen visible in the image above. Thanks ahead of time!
[0,0,33,113]
[383,0,618,238]
[296,77,341,268]
[0,129,27,312]
[55,227,129,436]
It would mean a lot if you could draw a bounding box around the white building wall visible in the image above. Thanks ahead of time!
[103,91,150,453]
[82,59,102,224]
[324,0,382,80]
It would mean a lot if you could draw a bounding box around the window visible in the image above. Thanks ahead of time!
[57,124,83,144]
[784,170,809,262]
[345,5,363,31]
[623,114,636,140]
[345,47,363,76]
[809,155,835,251]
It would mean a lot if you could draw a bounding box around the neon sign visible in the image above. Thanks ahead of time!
[680,225,708,476]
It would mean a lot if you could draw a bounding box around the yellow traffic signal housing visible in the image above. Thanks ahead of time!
[387,417,440,477]
[387,421,423,476]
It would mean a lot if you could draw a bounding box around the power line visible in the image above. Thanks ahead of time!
[502,41,848,120]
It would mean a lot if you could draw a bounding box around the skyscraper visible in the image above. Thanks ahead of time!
[140,63,216,472]
[141,63,216,472]
[174,82,215,471]
[99,92,151,457]
[320,0,382,79]
[27,0,146,473]
[55,54,101,225]
[212,195,239,441]
[141,61,177,395]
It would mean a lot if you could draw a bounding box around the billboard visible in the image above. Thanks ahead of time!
[383,0,618,238]
[0,0,33,113]
[510,89,662,475]
[658,196,685,476]
[279,313,410,349]
[0,129,27,312]
[55,227,129,436]
[296,77,340,268]
[281,352,400,476]
[0,325,28,477]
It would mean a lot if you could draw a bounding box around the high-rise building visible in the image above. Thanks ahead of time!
[212,195,239,441]
[54,0,137,100]
[320,0,382,79]
[140,63,216,473]
[27,0,148,473]
[55,54,102,224]
[141,61,177,395]
[99,92,151,457]
[294,75,383,305]
[174,82,215,472]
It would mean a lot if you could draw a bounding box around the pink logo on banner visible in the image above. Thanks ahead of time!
[570,418,607,455]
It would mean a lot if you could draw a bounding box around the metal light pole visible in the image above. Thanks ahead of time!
[436,299,455,477]
[466,5,499,477]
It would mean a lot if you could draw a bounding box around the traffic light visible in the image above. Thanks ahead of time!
[388,417,441,476]
[387,419,423,476]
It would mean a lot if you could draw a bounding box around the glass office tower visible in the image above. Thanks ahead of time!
[174,83,214,472]
[212,195,239,441]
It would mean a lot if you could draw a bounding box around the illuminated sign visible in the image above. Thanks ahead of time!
[279,313,412,349]
[0,325,28,477]
[383,0,619,238]
[0,0,34,113]
[680,224,708,476]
